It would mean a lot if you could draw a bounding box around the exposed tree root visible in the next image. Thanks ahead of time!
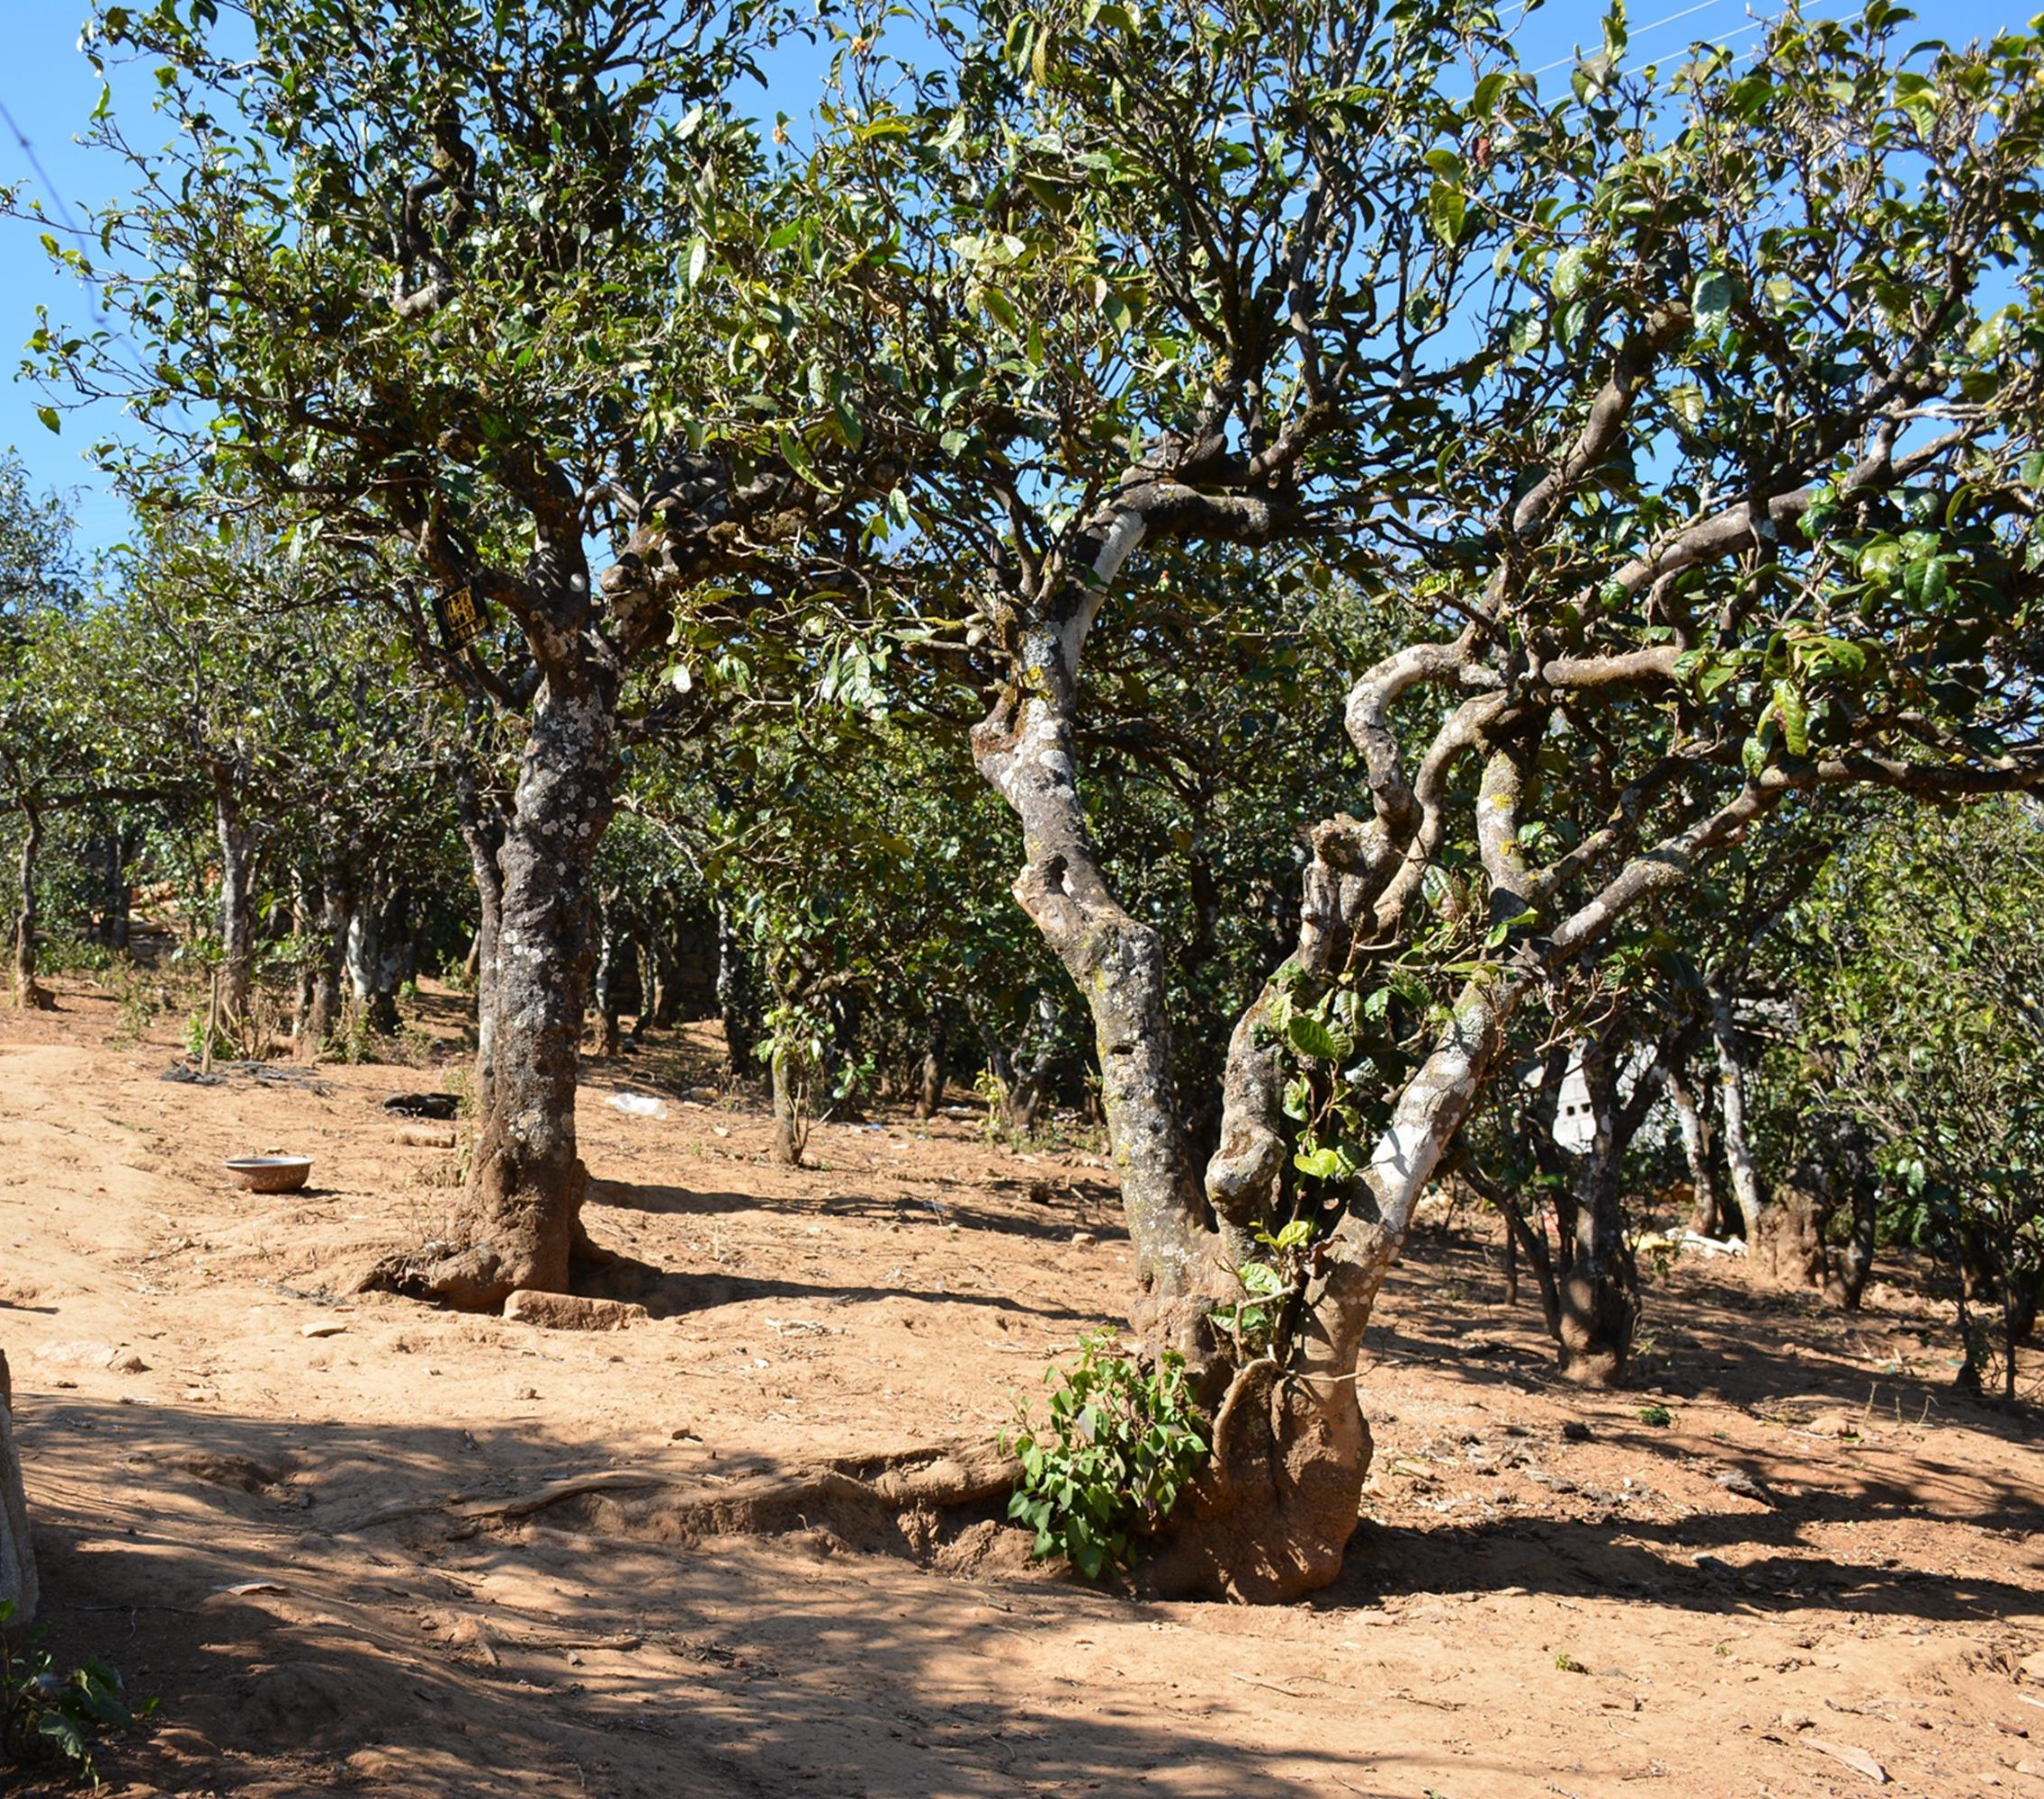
[329,1443,1026,1571]
[324,1397,1377,1604]
[355,1245,515,1313]
[354,1218,614,1314]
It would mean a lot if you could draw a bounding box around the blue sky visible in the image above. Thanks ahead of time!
[0,0,2037,556]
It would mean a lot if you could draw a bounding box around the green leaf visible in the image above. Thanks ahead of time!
[980,287,1023,340]
[1857,538,1903,582]
[34,405,59,434]
[1771,680,1809,756]
[1086,0,1139,30]
[1893,71,1939,138]
[1692,268,1734,336]
[776,426,824,489]
[1427,181,1466,247]
[1286,1014,1339,1061]
[1552,246,1590,300]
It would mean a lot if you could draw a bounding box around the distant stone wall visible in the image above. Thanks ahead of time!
[0,1347,34,1624]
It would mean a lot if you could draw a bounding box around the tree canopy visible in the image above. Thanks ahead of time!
[3,0,2041,1599]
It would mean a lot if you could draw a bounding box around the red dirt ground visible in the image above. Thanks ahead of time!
[1,979,2040,1798]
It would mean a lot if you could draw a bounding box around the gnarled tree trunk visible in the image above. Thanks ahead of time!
[1822,1119,1879,1310]
[770,1050,807,1167]
[304,866,349,1055]
[1757,1168,1830,1286]
[457,772,507,1116]
[288,876,316,1052]
[914,1021,946,1121]
[592,892,623,1057]
[1666,1062,1728,1236]
[104,823,132,953]
[973,609,1225,1373]
[1555,1043,1641,1386]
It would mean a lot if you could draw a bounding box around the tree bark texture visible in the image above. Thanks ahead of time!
[770,1052,806,1167]
[213,769,256,1038]
[593,892,623,1058]
[1821,1120,1879,1310]
[973,616,1222,1365]
[102,826,132,953]
[914,1025,946,1121]
[0,1347,34,1624]
[1665,1064,1727,1236]
[288,880,316,1052]
[1554,1044,1640,1386]
[379,667,614,1311]
[1711,985,1768,1245]
[13,799,47,1010]
[305,871,350,1055]
[458,783,507,1119]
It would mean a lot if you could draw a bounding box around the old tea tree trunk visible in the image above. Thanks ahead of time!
[982,582,1786,1597]
[372,567,622,1311]
[436,666,615,1307]
[973,426,1798,1598]
[367,467,794,1312]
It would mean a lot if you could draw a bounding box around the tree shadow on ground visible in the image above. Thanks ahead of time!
[17,1395,1428,1799]
[573,1245,1105,1328]
[1332,1496,2044,1625]
[589,1176,1125,1248]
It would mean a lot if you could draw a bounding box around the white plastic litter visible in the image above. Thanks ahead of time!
[1670,1228,1746,1258]
[608,1093,668,1119]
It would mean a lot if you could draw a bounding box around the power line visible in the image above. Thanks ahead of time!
[1527,0,1731,77]
[0,91,112,336]
[0,94,94,246]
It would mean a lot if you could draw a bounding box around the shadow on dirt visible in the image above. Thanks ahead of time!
[589,1176,1125,1247]
[1336,1498,2044,1624]
[16,1395,1414,1799]
[572,1242,1107,1328]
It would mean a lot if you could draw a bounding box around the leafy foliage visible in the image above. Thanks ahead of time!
[1209,1219,1314,1361]
[1005,1333,1207,1579]
[1793,798,2044,1395]
[0,1599,152,1787]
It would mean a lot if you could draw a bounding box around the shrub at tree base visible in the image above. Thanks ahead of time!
[1005,1333,1207,1580]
